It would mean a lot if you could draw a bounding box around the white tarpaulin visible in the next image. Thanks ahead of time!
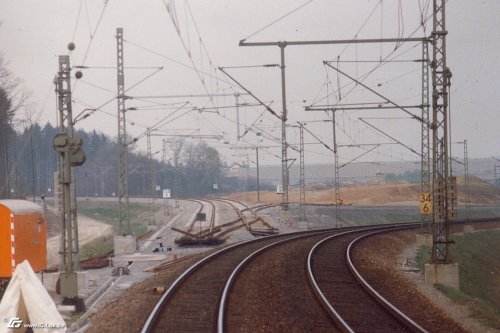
[0,261,66,333]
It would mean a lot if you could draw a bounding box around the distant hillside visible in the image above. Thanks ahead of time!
[230,158,499,186]
[227,176,499,206]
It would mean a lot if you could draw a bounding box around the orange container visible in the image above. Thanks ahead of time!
[0,200,47,278]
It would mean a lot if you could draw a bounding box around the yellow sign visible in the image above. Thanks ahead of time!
[419,192,432,215]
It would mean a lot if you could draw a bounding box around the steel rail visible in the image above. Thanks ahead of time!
[182,199,204,233]
[140,235,261,333]
[346,229,430,333]
[212,198,277,233]
[143,215,498,332]
[216,229,338,333]
[206,199,216,236]
[140,227,339,333]
[306,224,409,333]
[209,199,245,230]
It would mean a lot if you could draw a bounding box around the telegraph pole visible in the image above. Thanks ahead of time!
[54,54,85,308]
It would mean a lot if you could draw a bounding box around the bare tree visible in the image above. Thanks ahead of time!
[167,139,184,197]
[20,104,41,201]
[0,56,28,198]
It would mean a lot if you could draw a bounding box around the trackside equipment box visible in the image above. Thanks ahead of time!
[0,200,47,278]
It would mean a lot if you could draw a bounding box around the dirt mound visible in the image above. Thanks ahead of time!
[226,177,498,206]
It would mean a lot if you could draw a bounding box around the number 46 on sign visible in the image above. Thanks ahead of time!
[419,192,432,215]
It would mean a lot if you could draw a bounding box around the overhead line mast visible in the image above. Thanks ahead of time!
[431,0,453,263]
[116,27,131,235]
[239,36,427,212]
[147,128,156,227]
[421,40,432,233]
[55,55,85,306]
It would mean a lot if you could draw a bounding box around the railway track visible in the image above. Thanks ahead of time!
[141,223,427,333]
[307,225,427,333]
[136,218,498,332]
[214,198,279,236]
[140,228,338,333]
[184,199,215,234]
[219,223,427,333]
[173,198,278,244]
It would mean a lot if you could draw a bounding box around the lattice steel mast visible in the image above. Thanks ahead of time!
[421,40,432,232]
[279,44,289,211]
[147,128,156,226]
[463,140,470,221]
[56,55,79,273]
[332,111,341,228]
[299,124,306,221]
[116,27,131,235]
[240,38,426,212]
[54,54,86,305]
[303,108,342,227]
[431,0,453,263]
[162,139,170,215]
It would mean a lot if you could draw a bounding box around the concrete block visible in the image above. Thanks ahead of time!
[58,305,76,313]
[463,225,474,233]
[113,253,166,266]
[88,279,97,288]
[77,271,88,296]
[297,221,309,230]
[424,262,459,289]
[60,272,78,298]
[114,235,137,256]
[147,225,158,231]
[38,270,87,297]
[416,233,433,247]
[39,271,59,292]
[280,210,290,220]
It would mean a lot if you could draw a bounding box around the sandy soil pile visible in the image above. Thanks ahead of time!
[226,176,497,206]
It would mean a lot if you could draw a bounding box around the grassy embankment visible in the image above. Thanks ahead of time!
[416,229,500,329]
[78,203,156,258]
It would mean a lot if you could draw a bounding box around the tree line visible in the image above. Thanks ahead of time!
[0,56,235,199]
[1,120,229,199]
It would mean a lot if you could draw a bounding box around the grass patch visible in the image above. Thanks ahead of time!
[452,230,500,328]
[416,245,431,271]
[78,202,159,259]
[384,213,421,223]
[434,283,469,303]
[417,229,500,329]
[79,237,113,260]
[79,203,154,237]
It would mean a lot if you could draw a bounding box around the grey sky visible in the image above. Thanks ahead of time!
[1,0,499,166]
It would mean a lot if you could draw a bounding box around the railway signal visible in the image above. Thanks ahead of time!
[54,54,86,310]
